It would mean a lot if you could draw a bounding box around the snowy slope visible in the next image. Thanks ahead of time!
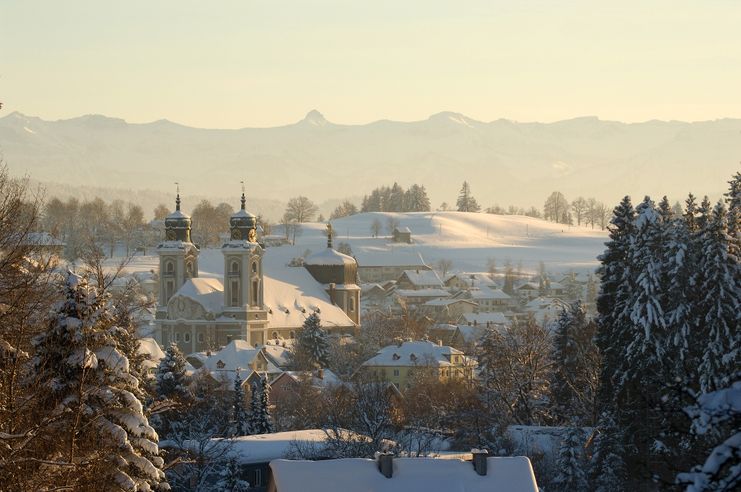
[118,212,607,279]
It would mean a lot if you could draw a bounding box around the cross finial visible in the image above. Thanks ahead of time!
[175,182,181,211]
[240,180,246,210]
[327,223,333,249]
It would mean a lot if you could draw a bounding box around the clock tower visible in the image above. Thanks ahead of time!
[157,187,200,308]
[222,188,267,344]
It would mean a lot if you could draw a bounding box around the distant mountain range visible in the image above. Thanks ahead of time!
[1,110,739,220]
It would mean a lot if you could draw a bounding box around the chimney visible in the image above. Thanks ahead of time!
[471,449,489,476]
[377,452,393,478]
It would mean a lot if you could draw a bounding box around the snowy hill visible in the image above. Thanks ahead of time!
[1,110,738,215]
[119,212,607,279]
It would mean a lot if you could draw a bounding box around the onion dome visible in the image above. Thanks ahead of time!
[229,191,257,242]
[164,191,193,242]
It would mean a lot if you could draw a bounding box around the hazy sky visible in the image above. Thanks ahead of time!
[2,0,740,128]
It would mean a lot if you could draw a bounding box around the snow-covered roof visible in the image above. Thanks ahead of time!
[173,278,224,314]
[395,288,450,299]
[399,269,443,287]
[272,369,342,389]
[524,296,566,311]
[395,226,412,233]
[270,456,538,492]
[202,340,262,374]
[469,287,511,300]
[165,209,189,220]
[261,343,293,368]
[263,265,355,329]
[304,247,357,266]
[355,250,428,268]
[517,282,541,291]
[424,298,477,307]
[362,340,463,367]
[216,429,362,465]
[231,208,256,219]
[462,312,508,325]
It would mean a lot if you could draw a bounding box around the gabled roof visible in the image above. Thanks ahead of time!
[468,287,511,300]
[362,340,463,367]
[424,298,477,307]
[399,269,443,287]
[271,369,342,389]
[394,288,450,299]
[462,312,509,325]
[173,278,224,313]
[202,339,262,373]
[269,456,539,492]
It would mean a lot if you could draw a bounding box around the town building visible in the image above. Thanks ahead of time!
[355,250,430,283]
[357,340,475,390]
[154,192,359,353]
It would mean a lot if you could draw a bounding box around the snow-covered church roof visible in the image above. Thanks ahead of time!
[304,247,356,266]
[172,278,224,313]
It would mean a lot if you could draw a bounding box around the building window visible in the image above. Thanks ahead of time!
[393,369,400,377]
[254,469,262,486]
[252,280,259,305]
[197,332,204,343]
[183,332,191,343]
[165,280,175,302]
[164,260,175,275]
[272,331,278,340]
[289,331,295,339]
[252,261,258,273]
[175,333,181,342]
[349,296,356,312]
[230,279,239,307]
[230,260,240,274]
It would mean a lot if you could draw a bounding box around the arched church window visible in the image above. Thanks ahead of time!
[349,297,356,312]
[289,331,295,339]
[252,261,258,273]
[231,260,240,274]
[164,260,175,275]
[184,332,191,343]
[252,280,259,305]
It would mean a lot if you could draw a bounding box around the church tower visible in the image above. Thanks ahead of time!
[304,223,361,327]
[156,187,200,309]
[222,187,268,344]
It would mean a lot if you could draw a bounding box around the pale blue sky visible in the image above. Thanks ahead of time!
[2,0,740,128]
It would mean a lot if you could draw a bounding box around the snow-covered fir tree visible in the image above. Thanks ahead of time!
[590,411,627,492]
[552,423,588,492]
[233,370,249,436]
[248,376,274,435]
[32,271,168,490]
[156,341,190,400]
[550,301,597,425]
[292,311,330,369]
[696,201,740,393]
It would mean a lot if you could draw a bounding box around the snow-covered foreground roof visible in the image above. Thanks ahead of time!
[362,340,463,367]
[270,456,538,492]
[202,340,261,373]
[400,269,443,287]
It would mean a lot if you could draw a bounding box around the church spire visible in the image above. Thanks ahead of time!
[175,182,181,211]
[327,223,333,249]
[240,180,246,210]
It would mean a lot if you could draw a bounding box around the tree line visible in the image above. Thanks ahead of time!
[361,183,431,213]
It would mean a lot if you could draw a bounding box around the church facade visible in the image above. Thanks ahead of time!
[154,192,359,354]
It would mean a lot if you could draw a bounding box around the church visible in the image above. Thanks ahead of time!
[154,191,360,354]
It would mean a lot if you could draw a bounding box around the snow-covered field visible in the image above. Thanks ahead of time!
[115,212,607,280]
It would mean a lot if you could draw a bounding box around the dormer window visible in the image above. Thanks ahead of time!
[409,353,417,362]
[216,360,225,369]
[392,353,400,361]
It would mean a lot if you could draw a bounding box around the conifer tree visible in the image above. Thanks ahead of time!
[696,201,740,392]
[292,312,330,369]
[552,424,588,492]
[233,370,249,436]
[456,181,481,212]
[590,412,627,492]
[32,272,167,490]
[248,376,274,435]
[156,342,190,400]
